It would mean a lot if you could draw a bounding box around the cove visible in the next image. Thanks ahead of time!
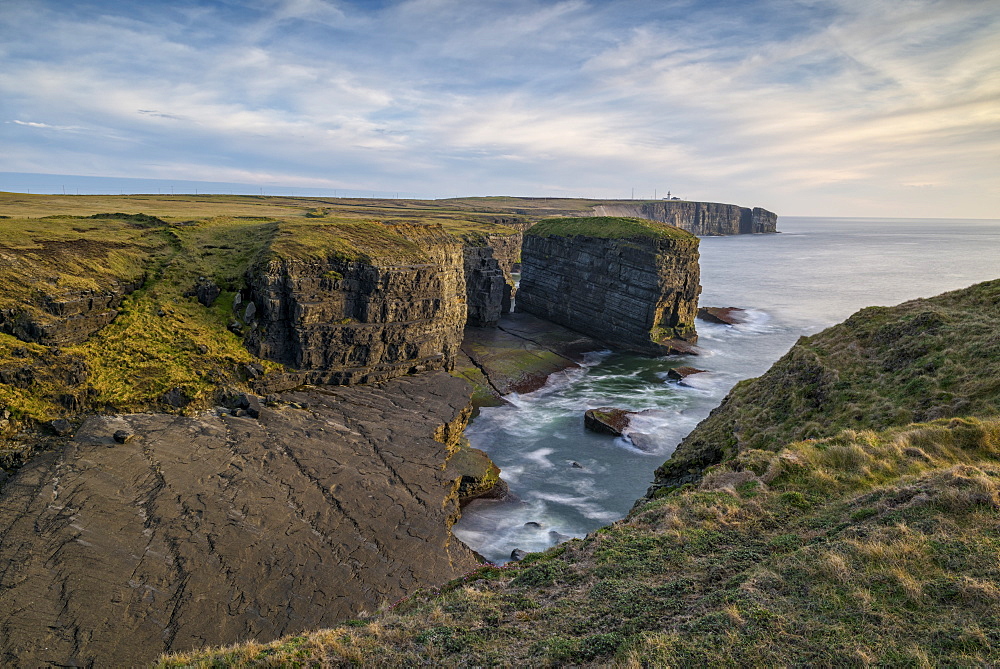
[454,216,1000,564]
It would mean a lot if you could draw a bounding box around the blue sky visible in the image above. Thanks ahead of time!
[1,0,998,216]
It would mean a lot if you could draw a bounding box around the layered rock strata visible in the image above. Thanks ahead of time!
[462,232,522,327]
[0,278,144,345]
[244,222,466,385]
[516,218,701,355]
[0,372,481,667]
[463,245,510,327]
[593,201,777,236]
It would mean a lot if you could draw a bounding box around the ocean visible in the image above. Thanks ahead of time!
[452,216,1000,564]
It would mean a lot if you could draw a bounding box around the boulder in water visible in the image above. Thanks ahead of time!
[584,407,634,437]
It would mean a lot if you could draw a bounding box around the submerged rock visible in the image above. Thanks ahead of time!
[667,366,707,382]
[697,306,747,325]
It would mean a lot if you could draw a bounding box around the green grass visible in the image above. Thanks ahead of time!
[655,278,1000,490]
[527,216,696,242]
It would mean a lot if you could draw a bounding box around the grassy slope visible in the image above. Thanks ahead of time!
[159,280,1000,666]
[655,278,1000,489]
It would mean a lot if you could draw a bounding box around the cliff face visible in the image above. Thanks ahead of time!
[516,217,700,355]
[463,245,509,327]
[244,222,466,385]
[593,201,777,236]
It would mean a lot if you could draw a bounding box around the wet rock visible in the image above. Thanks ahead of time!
[49,418,72,436]
[571,461,584,469]
[457,312,606,401]
[667,366,707,382]
[627,432,659,453]
[524,521,543,528]
[584,407,634,437]
[0,372,479,666]
[449,447,502,505]
[549,530,572,543]
[697,307,747,325]
[112,429,134,444]
[510,549,528,562]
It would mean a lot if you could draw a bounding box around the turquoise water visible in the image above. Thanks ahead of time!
[453,217,1000,564]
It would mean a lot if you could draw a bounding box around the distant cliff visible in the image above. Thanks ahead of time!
[516,217,700,355]
[244,221,466,386]
[593,201,777,236]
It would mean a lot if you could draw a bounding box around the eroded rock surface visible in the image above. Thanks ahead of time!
[593,201,777,235]
[0,372,480,667]
[698,306,747,325]
[458,312,607,403]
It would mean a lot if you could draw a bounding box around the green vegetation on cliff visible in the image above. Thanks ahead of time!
[0,196,522,429]
[655,278,1000,489]
[527,216,695,242]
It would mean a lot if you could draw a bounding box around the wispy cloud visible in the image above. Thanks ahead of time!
[0,0,996,215]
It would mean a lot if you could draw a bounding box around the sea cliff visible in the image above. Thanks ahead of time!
[243,221,466,386]
[516,217,700,355]
[593,201,777,236]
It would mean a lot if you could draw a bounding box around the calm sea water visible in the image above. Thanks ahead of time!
[453,217,1000,564]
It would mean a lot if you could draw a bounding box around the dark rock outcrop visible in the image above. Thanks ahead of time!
[698,306,747,325]
[244,222,466,386]
[593,201,777,236]
[463,245,510,327]
[462,232,522,327]
[0,278,144,345]
[584,407,634,436]
[0,372,481,667]
[516,218,700,356]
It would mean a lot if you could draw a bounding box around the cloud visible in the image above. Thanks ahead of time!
[0,0,996,215]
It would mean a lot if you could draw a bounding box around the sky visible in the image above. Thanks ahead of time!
[1,0,998,217]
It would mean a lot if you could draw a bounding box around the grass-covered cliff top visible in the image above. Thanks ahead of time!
[655,277,1000,490]
[162,415,1000,666]
[526,216,696,242]
[0,206,487,426]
